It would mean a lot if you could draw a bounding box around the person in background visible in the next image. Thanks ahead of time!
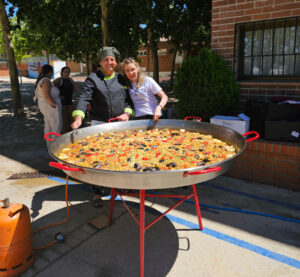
[122,57,168,122]
[34,64,62,142]
[71,46,134,207]
[53,66,81,134]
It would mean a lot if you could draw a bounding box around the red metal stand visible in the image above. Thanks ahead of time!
[108,184,203,277]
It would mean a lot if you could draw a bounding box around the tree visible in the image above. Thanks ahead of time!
[0,0,22,116]
[100,0,110,46]
[165,0,211,90]
[11,0,102,66]
[108,0,145,59]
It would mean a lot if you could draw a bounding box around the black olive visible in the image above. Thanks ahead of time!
[159,159,165,163]
[134,163,142,171]
[76,154,81,158]
[194,155,200,159]
[81,141,88,146]
[202,158,210,163]
[213,155,218,158]
[137,147,144,150]
[154,167,161,171]
[110,150,115,153]
[199,149,204,152]
[90,148,95,152]
[127,157,131,162]
[168,146,175,149]
[197,137,202,140]
[93,164,103,169]
[143,167,153,172]
[144,148,149,152]
[129,143,133,146]
[174,143,181,145]
[104,137,111,139]
[166,162,177,168]
[197,162,205,166]
[171,133,180,136]
[141,143,147,147]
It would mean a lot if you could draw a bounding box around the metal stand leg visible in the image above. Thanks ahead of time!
[109,188,116,225]
[192,184,203,230]
[139,189,145,277]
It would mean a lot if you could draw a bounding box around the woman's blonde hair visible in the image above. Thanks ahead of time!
[121,57,145,89]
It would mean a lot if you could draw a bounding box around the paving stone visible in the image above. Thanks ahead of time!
[69,228,91,242]
[64,234,82,248]
[51,243,72,255]
[40,248,61,262]
[19,267,38,277]
[32,256,50,271]
[80,223,98,235]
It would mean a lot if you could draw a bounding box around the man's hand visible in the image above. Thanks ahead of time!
[116,113,130,121]
[71,115,83,129]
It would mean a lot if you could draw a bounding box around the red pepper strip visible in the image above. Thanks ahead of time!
[185,145,193,148]
[156,152,161,157]
[161,140,167,142]
[203,141,209,145]
[142,157,150,160]
[135,154,139,158]
[106,154,114,157]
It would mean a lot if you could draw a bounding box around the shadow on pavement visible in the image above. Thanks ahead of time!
[30,199,179,277]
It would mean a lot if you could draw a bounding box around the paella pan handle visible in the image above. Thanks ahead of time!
[183,166,221,177]
[49,162,85,174]
[108,117,120,123]
[242,131,260,142]
[184,116,202,122]
[44,132,61,142]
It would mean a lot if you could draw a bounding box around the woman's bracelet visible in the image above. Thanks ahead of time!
[158,104,163,109]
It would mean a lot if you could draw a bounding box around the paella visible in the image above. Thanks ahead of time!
[57,128,237,172]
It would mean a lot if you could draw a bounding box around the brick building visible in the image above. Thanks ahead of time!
[137,40,182,73]
[211,0,300,190]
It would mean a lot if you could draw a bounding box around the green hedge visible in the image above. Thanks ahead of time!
[174,48,240,121]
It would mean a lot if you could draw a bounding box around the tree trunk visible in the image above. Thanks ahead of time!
[170,47,177,91]
[100,0,110,46]
[148,30,159,83]
[18,60,22,88]
[0,1,22,116]
[85,53,90,75]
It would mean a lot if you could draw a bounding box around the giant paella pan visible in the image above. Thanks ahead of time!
[46,119,258,190]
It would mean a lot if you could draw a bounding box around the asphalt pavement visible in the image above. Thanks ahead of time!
[0,77,299,277]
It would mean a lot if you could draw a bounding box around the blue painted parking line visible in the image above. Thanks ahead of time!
[47,177,300,270]
[104,195,300,270]
[199,182,300,211]
[166,213,300,270]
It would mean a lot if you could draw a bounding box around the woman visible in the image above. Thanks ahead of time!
[53,66,81,134]
[34,64,62,141]
[71,46,134,207]
[122,57,168,122]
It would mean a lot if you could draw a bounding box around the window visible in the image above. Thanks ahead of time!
[158,49,167,55]
[138,50,147,56]
[234,17,300,79]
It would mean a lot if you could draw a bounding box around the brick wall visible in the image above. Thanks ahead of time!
[138,41,181,72]
[226,140,300,191]
[211,0,300,103]
[212,0,300,67]
[239,81,300,102]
